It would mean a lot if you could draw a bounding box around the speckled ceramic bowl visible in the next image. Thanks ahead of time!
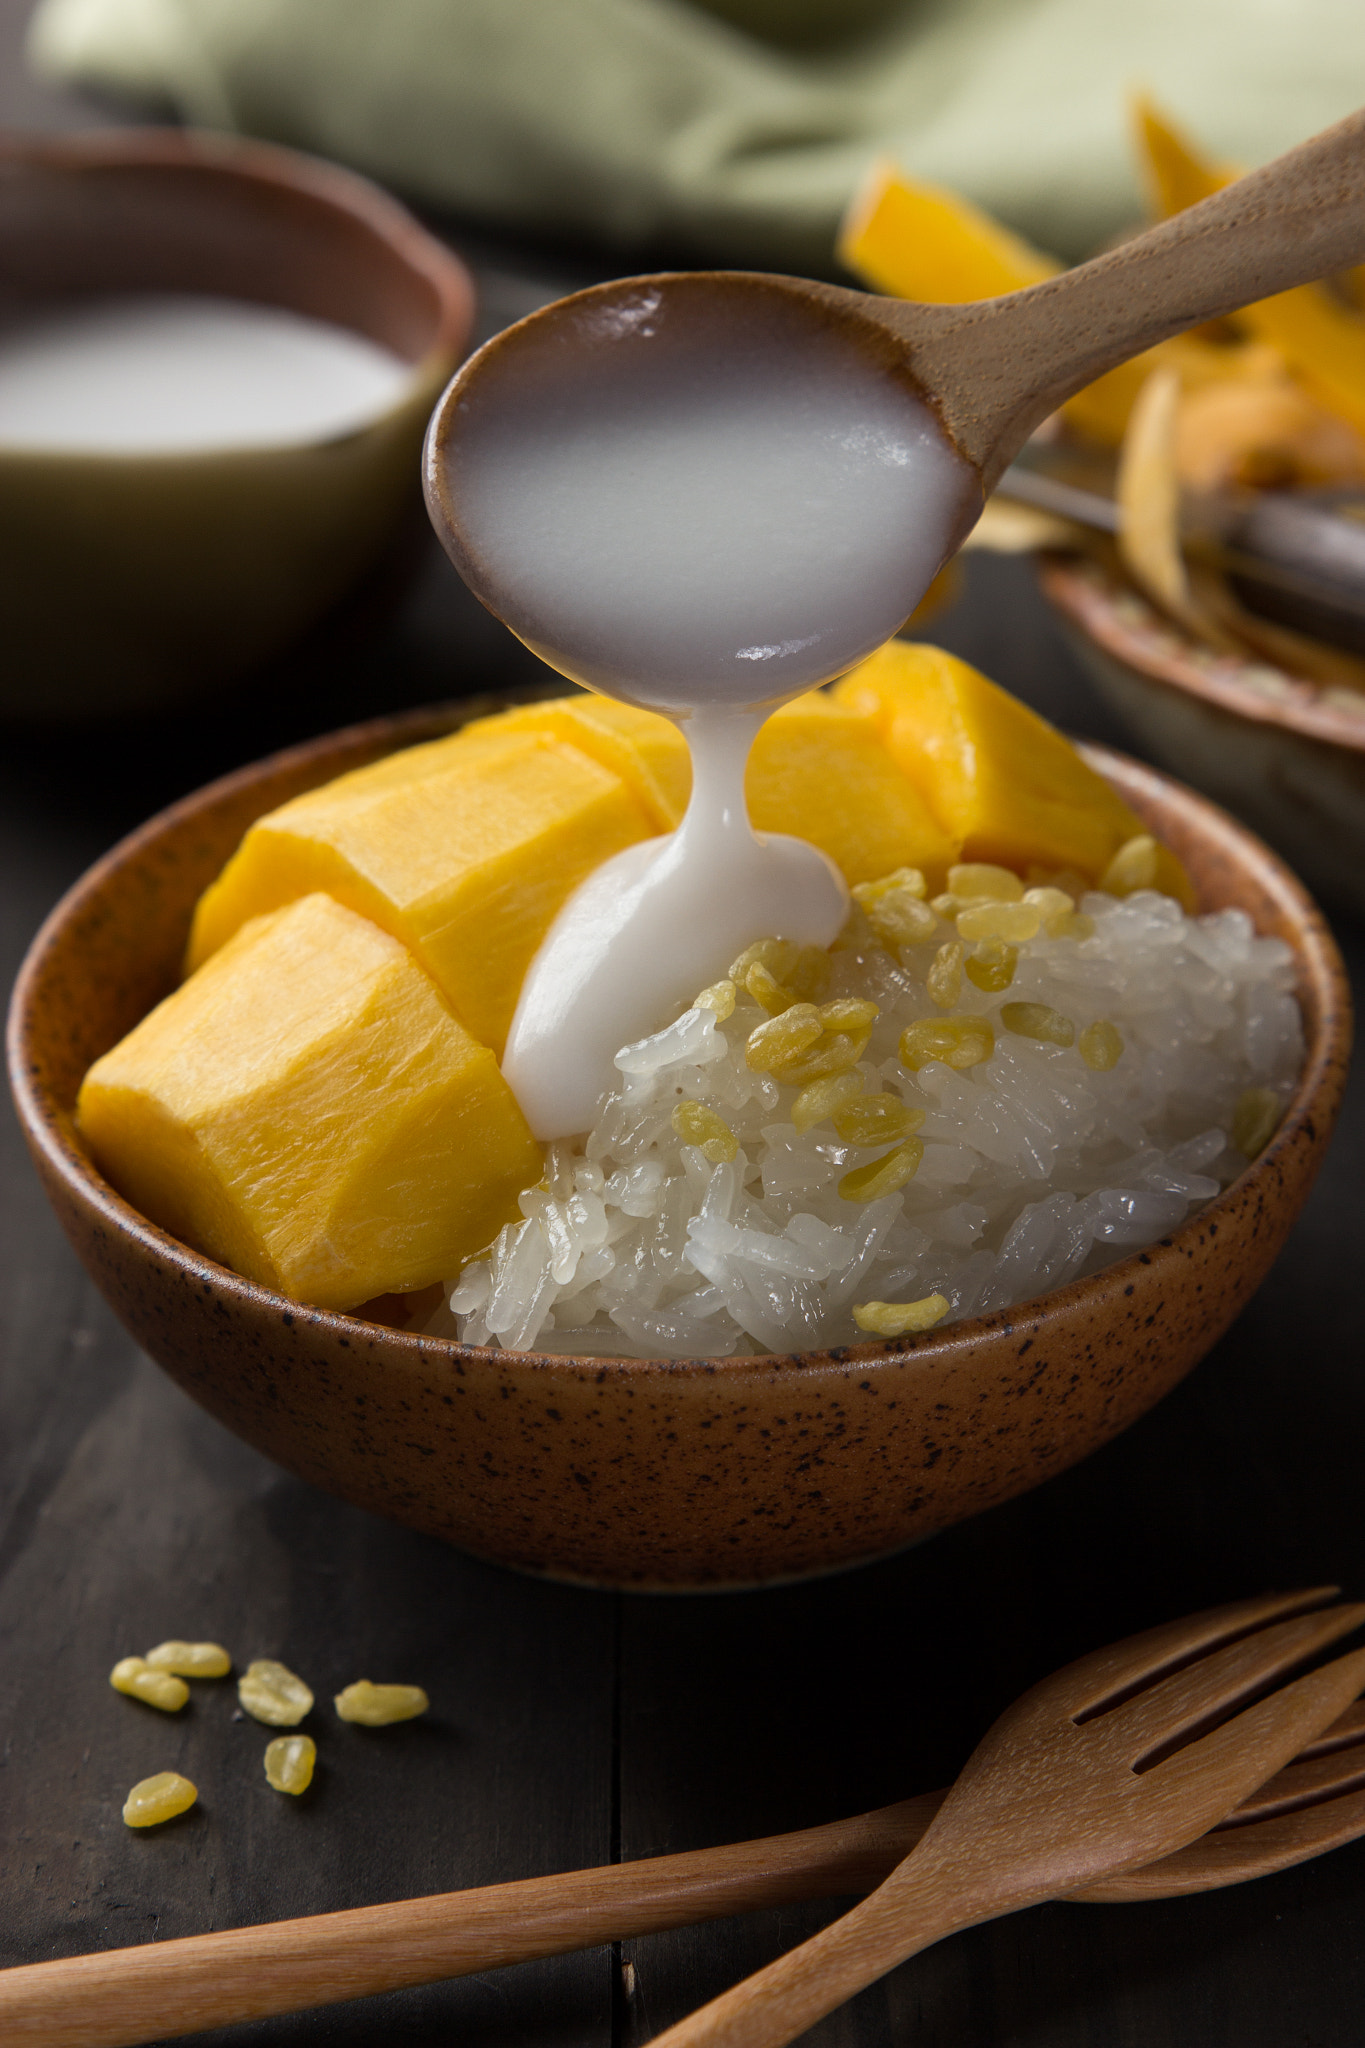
[1040,552,1365,919]
[0,129,475,719]
[6,700,1352,1588]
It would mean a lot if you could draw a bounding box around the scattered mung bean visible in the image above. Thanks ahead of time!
[238,1659,314,1727]
[334,1681,430,1726]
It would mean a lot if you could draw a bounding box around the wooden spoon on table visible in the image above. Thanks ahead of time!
[648,1590,1365,2048]
[5,1591,1365,2048]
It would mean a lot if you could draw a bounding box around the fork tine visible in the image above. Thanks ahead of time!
[1052,1587,1338,1722]
[1215,1735,1365,1827]
[1297,1698,1365,1760]
[1100,1604,1365,1761]
[1142,1643,1365,1830]
[1075,1783,1365,1903]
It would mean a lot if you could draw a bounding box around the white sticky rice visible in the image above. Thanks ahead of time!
[430,884,1302,1358]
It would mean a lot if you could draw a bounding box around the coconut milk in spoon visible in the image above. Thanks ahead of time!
[425,278,980,1138]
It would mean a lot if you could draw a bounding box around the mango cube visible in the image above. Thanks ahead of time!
[186,732,654,1056]
[465,695,692,831]
[746,692,958,885]
[834,641,1158,885]
[78,893,542,1309]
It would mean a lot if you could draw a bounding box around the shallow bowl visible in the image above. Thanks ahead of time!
[1040,552,1365,919]
[6,700,1352,1588]
[0,128,475,719]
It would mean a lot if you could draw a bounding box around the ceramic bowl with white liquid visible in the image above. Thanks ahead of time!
[0,128,474,718]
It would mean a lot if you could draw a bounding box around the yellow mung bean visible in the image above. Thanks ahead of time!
[852,1293,950,1336]
[1022,886,1078,937]
[744,961,798,1016]
[122,1772,197,1828]
[820,998,879,1034]
[926,940,964,1009]
[790,1070,863,1134]
[335,1680,430,1726]
[899,1015,994,1071]
[964,938,1018,993]
[110,1657,188,1713]
[745,1004,822,1073]
[144,1641,231,1679]
[780,1032,869,1086]
[838,1138,924,1202]
[265,1735,317,1795]
[729,937,797,983]
[956,901,1041,944]
[1232,1086,1281,1158]
[671,1100,738,1163]
[948,862,1024,902]
[238,1659,314,1727]
[832,1094,925,1146]
[1078,1020,1124,1070]
[854,865,928,904]
[853,872,937,948]
[693,979,736,1021]
[1001,1002,1075,1047]
[1099,834,1159,896]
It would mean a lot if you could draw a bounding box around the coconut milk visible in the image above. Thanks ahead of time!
[435,282,980,1137]
[0,293,413,453]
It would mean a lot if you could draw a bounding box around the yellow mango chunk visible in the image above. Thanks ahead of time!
[187,732,654,1056]
[834,640,1177,889]
[79,893,543,1309]
[746,691,958,886]
[465,695,691,831]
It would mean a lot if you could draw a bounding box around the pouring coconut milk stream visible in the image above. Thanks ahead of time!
[425,277,981,1138]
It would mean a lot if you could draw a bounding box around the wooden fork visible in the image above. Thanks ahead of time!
[5,1591,1363,2048]
[649,1589,1365,2048]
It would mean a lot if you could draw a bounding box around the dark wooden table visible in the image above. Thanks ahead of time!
[4,18,1365,2045]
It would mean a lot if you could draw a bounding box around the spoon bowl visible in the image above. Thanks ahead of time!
[426,102,1365,707]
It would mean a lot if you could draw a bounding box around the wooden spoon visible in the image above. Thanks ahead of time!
[427,102,1365,638]
[648,1591,1365,2048]
[4,1592,1365,2048]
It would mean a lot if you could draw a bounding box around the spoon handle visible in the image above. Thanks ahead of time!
[0,1796,937,2048]
[877,103,1365,485]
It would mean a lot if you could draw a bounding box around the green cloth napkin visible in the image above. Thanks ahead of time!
[28,0,1365,270]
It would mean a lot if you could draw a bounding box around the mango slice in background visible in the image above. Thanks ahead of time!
[834,640,1190,897]
[837,156,1276,446]
[79,893,541,1310]
[1132,97,1365,438]
[746,692,958,885]
[187,732,655,1057]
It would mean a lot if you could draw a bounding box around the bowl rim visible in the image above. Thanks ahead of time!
[6,699,1352,1379]
[1039,550,1365,757]
[0,124,476,454]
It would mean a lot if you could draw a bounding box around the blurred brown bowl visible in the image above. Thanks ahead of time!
[1040,551,1365,918]
[6,699,1352,1588]
[0,128,475,719]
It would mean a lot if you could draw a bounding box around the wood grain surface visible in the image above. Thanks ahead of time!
[3,11,1365,2042]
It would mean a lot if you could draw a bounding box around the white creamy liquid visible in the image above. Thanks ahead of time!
[435,279,981,1138]
[0,294,414,452]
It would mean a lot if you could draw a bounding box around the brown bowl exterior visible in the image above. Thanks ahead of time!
[0,129,476,718]
[6,701,1352,1588]
[1040,553,1365,920]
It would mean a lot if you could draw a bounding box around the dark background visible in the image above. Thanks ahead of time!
[2,10,1363,2042]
